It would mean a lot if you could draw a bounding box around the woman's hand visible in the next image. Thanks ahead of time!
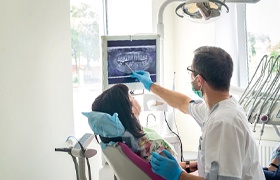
[268,164,278,171]
[179,161,198,173]
[189,161,198,172]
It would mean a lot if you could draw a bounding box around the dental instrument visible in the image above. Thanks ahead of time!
[239,56,270,107]
[239,54,280,138]
[253,67,279,129]
[240,55,278,123]
[245,59,274,123]
[239,55,269,105]
[258,61,280,140]
[124,62,134,73]
[259,84,280,142]
[252,68,280,132]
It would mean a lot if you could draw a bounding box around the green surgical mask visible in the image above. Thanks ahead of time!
[191,76,203,98]
[191,85,203,98]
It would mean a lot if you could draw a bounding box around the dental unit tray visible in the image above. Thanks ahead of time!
[55,133,97,180]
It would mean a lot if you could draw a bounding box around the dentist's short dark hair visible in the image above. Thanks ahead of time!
[192,46,233,91]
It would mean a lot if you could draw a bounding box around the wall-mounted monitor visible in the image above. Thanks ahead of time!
[101,34,160,91]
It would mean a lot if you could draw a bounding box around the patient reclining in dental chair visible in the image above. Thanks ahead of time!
[82,84,177,163]
[82,111,177,162]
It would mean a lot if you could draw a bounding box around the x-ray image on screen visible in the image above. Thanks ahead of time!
[107,39,157,84]
[102,34,160,90]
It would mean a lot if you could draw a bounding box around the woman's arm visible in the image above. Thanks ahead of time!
[179,160,198,173]
[268,144,280,171]
[179,171,203,180]
[268,158,279,171]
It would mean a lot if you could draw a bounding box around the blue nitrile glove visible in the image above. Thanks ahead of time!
[151,149,183,180]
[130,70,153,91]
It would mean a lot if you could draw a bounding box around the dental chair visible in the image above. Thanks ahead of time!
[102,142,164,180]
[82,111,164,180]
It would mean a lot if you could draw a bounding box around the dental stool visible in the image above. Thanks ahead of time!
[102,142,164,180]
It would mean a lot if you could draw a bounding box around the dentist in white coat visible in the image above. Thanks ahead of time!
[131,46,265,180]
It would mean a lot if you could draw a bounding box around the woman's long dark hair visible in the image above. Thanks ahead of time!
[91,84,145,138]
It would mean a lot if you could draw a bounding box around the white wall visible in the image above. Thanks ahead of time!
[0,0,75,179]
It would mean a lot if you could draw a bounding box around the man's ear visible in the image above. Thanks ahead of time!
[197,74,204,86]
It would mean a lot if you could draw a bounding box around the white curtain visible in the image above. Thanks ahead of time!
[215,3,248,88]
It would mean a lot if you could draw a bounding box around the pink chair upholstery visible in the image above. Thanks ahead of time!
[102,142,164,180]
[119,142,164,180]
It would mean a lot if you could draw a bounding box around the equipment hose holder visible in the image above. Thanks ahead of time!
[55,133,97,180]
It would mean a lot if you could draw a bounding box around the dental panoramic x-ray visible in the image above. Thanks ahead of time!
[101,34,160,91]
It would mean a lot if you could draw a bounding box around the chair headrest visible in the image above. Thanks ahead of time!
[82,111,125,138]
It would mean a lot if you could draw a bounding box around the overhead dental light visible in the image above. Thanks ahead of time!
[157,0,261,28]
[175,0,229,22]
[174,0,260,22]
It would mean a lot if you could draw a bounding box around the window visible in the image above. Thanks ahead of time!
[70,0,153,136]
[70,0,103,136]
[246,1,280,79]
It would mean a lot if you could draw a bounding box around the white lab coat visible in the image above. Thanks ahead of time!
[188,97,265,180]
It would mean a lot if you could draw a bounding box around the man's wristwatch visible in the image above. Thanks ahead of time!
[185,160,191,173]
